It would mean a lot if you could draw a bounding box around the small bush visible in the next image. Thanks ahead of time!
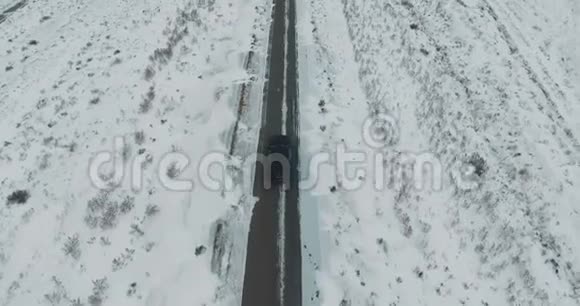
[88,278,109,306]
[70,298,84,306]
[87,192,110,214]
[126,282,137,297]
[6,190,30,205]
[195,245,206,256]
[100,204,119,230]
[121,143,132,163]
[84,215,99,229]
[89,97,100,105]
[63,234,81,260]
[144,66,155,81]
[138,86,155,113]
[130,224,144,237]
[468,153,488,177]
[119,196,135,214]
[166,162,180,179]
[134,131,145,145]
[44,277,69,306]
[145,204,160,217]
[84,191,121,230]
[151,46,173,65]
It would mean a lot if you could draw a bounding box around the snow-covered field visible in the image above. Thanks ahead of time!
[298,0,580,305]
[0,0,271,305]
[3,0,580,305]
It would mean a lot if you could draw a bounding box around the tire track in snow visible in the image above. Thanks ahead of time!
[482,0,580,155]
[338,1,580,304]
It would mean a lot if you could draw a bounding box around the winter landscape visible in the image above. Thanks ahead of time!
[1,0,579,305]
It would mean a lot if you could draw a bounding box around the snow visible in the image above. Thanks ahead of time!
[297,0,580,305]
[3,0,580,305]
[0,0,271,305]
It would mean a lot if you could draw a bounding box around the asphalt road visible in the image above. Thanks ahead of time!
[241,0,302,305]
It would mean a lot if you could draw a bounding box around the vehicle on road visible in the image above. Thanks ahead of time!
[266,134,292,184]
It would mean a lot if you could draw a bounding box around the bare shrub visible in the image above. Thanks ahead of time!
[151,45,173,65]
[166,162,180,179]
[87,295,102,306]
[86,191,110,214]
[130,224,144,237]
[139,86,155,113]
[126,282,137,297]
[84,215,99,229]
[119,196,135,214]
[63,234,81,260]
[70,298,84,306]
[134,131,145,145]
[100,204,119,230]
[112,248,135,271]
[467,152,488,177]
[88,278,108,306]
[6,190,30,205]
[145,204,160,217]
[144,66,155,80]
[89,97,100,105]
[44,277,69,306]
[84,191,126,230]
[121,142,131,163]
[100,237,111,246]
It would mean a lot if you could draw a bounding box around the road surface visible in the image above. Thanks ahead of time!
[241,0,301,305]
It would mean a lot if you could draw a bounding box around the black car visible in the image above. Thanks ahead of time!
[265,135,292,184]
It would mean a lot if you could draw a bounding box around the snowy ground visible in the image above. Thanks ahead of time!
[298,0,580,305]
[0,0,271,305]
[3,0,580,305]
